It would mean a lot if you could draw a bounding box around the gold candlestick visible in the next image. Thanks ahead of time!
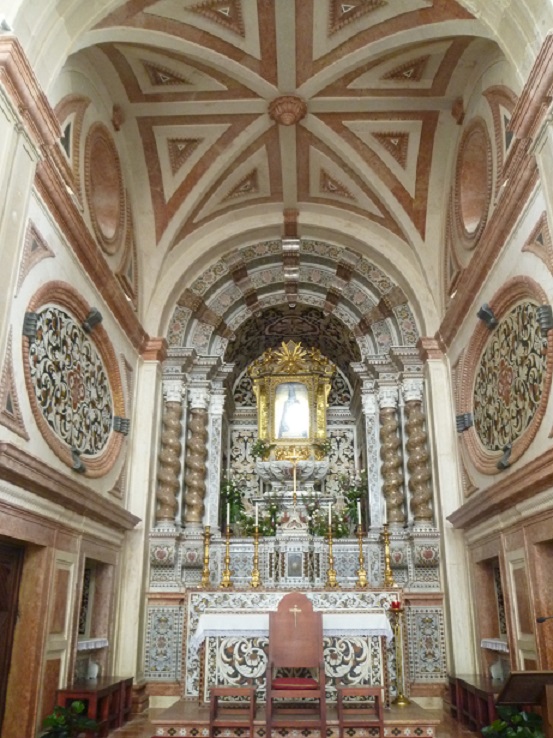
[355,525,368,589]
[325,526,339,589]
[392,605,411,706]
[219,524,233,589]
[200,525,212,588]
[381,523,397,588]
[250,525,262,588]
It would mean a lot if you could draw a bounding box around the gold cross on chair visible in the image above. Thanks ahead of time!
[289,604,301,626]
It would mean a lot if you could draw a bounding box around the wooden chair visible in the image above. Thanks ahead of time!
[209,685,256,737]
[266,592,326,737]
[336,684,384,738]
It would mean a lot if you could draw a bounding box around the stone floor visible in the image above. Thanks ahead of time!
[108,706,480,738]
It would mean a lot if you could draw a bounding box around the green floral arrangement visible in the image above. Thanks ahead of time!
[239,502,280,537]
[220,476,244,523]
[250,438,275,460]
[339,469,368,528]
[306,503,350,538]
[482,706,543,738]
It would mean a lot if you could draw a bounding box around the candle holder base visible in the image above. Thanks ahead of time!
[219,526,233,589]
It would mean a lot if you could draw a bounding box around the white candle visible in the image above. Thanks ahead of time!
[328,503,332,526]
[206,501,210,523]
[383,500,387,526]
[226,503,230,526]
[357,500,361,525]
[255,502,259,527]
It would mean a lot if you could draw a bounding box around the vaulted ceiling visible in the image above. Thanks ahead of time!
[57,0,501,351]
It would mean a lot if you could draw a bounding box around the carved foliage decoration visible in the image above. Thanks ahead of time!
[23,282,125,476]
[473,303,546,450]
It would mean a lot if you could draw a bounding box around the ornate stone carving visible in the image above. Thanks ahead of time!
[405,399,433,523]
[189,387,210,410]
[163,378,184,403]
[402,378,423,404]
[377,385,399,410]
[379,405,405,526]
[156,400,184,525]
[268,95,307,126]
[184,407,208,525]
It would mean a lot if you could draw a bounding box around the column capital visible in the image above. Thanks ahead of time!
[189,386,210,410]
[417,336,446,362]
[361,392,377,415]
[209,390,226,415]
[378,385,399,409]
[402,378,424,403]
[163,378,185,403]
[141,337,168,362]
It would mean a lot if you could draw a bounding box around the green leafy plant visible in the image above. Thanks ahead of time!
[220,477,244,523]
[307,505,350,538]
[482,706,544,738]
[42,700,99,738]
[250,438,275,460]
[338,470,368,528]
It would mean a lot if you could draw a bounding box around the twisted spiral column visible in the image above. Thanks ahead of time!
[403,381,433,524]
[184,389,209,526]
[378,386,405,526]
[156,379,184,525]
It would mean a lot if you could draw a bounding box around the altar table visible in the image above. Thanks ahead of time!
[184,591,397,704]
[191,611,393,649]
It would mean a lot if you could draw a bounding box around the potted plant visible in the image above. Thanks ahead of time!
[482,705,544,738]
[42,700,99,737]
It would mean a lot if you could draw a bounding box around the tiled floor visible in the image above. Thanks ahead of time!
[109,707,480,738]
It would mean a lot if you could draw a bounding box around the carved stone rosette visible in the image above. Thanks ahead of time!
[156,400,183,524]
[379,400,405,526]
[184,407,208,525]
[405,399,433,523]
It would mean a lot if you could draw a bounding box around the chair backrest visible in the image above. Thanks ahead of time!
[268,592,323,669]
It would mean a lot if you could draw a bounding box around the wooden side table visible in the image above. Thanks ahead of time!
[209,686,256,737]
[56,676,133,737]
[337,685,385,738]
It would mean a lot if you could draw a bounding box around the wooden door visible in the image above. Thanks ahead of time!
[0,541,24,731]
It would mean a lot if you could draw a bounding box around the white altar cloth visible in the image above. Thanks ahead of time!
[191,610,393,649]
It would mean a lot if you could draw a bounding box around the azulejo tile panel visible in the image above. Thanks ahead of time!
[145,606,185,680]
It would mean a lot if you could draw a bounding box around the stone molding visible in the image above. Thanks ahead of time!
[509,33,553,141]
[448,444,553,531]
[0,442,140,531]
[0,36,60,148]
[142,338,168,362]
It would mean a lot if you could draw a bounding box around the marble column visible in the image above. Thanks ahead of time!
[360,387,383,528]
[403,378,433,525]
[155,378,185,526]
[206,389,225,529]
[378,385,405,527]
[184,387,210,527]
